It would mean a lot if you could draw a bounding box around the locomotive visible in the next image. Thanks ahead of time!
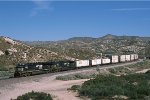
[14,54,138,77]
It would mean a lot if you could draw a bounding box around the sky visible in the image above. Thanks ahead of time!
[0,1,150,41]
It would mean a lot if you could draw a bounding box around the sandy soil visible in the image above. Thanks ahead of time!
[0,74,88,100]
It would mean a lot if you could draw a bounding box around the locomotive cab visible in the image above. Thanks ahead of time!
[14,64,26,77]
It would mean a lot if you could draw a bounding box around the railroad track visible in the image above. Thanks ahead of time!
[0,60,142,88]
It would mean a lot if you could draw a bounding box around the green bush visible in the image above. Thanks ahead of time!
[78,72,150,100]
[108,61,150,75]
[68,85,81,91]
[108,68,116,74]
[0,65,8,71]
[16,91,53,100]
[129,61,150,69]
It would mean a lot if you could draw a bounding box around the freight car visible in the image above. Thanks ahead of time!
[76,60,90,68]
[91,59,101,66]
[125,55,131,61]
[134,54,138,60]
[14,54,139,77]
[130,54,135,61]
[119,55,126,62]
[106,55,119,63]
[101,58,111,65]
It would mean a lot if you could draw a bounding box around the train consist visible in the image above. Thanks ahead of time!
[14,54,138,77]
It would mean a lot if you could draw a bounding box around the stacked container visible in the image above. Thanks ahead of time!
[76,60,89,67]
[119,55,126,62]
[125,55,131,61]
[111,55,119,63]
[106,55,119,63]
[91,59,101,66]
[134,54,138,60]
[102,58,111,64]
[130,54,135,61]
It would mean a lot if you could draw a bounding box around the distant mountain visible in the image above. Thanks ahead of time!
[24,34,150,60]
[68,37,96,42]
[101,34,117,40]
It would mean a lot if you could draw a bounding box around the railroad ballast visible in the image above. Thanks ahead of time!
[14,54,139,77]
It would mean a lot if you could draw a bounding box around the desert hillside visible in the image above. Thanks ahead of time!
[25,34,150,59]
[0,36,74,69]
[0,34,150,69]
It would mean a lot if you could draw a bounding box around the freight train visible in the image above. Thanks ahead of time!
[14,54,138,77]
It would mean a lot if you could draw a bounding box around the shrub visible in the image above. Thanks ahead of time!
[108,68,116,74]
[146,70,150,74]
[68,85,81,91]
[78,73,150,100]
[0,65,8,71]
[16,91,53,100]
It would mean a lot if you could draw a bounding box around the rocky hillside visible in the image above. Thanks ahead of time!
[1,34,150,69]
[25,34,150,59]
[0,36,75,68]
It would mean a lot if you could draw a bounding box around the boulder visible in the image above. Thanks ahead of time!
[5,48,18,55]
[7,48,17,53]
[0,50,4,56]
[3,37,16,45]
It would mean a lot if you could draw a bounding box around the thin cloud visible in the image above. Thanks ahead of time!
[30,1,53,17]
[112,8,150,11]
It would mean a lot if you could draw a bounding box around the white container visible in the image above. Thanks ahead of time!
[125,55,131,61]
[76,60,89,67]
[91,59,101,66]
[111,55,119,63]
[102,58,111,64]
[120,55,126,62]
[130,54,135,61]
[134,54,138,60]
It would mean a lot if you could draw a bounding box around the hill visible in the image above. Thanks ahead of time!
[25,34,150,59]
[1,34,150,69]
[0,36,75,69]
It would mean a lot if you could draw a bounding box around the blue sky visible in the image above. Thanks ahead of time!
[0,1,150,41]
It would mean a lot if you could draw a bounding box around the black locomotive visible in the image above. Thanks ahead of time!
[14,61,76,77]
